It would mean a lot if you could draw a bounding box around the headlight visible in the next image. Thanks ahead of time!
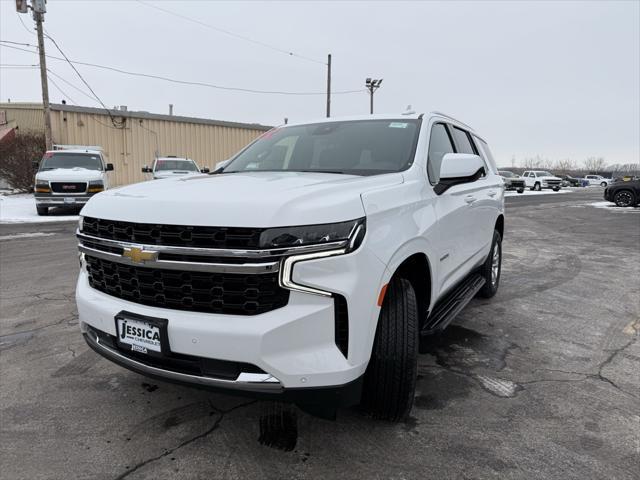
[78,215,84,232]
[260,218,365,252]
[87,180,104,193]
[34,181,50,193]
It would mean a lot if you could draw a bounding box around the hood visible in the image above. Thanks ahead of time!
[539,176,561,181]
[36,168,104,182]
[82,171,404,227]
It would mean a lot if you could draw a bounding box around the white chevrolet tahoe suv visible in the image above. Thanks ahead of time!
[34,146,114,215]
[76,113,505,420]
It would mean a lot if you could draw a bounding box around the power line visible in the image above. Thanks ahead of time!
[41,32,125,128]
[135,0,326,66]
[46,68,100,104]
[47,74,77,104]
[0,41,364,96]
[16,13,35,36]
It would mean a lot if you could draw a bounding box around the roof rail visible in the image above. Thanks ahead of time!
[429,111,475,131]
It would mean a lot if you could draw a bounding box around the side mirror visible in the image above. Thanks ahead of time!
[200,167,210,173]
[434,154,485,195]
[141,165,151,173]
[106,163,114,171]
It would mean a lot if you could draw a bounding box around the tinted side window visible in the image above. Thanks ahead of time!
[427,123,455,184]
[451,127,475,154]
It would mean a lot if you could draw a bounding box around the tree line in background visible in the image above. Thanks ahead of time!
[508,155,640,176]
[0,132,45,192]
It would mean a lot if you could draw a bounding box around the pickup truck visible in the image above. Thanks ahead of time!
[33,145,114,216]
[583,174,613,187]
[76,113,504,421]
[522,171,562,191]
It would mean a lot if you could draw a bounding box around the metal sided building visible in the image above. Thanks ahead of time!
[0,102,271,186]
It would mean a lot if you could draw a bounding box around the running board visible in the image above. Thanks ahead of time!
[421,273,485,336]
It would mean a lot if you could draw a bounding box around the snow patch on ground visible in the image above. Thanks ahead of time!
[475,375,521,398]
[0,232,57,241]
[505,189,572,197]
[571,201,639,213]
[0,194,79,224]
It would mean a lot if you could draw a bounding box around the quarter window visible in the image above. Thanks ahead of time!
[427,123,455,184]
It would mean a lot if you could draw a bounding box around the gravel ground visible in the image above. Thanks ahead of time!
[0,188,638,480]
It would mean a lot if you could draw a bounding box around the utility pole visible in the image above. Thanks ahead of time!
[17,0,52,149]
[326,54,331,118]
[365,78,383,114]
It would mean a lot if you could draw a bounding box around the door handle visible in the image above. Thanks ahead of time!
[488,190,497,197]
[465,195,476,204]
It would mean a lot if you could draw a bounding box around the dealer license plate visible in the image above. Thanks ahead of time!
[116,316,162,354]
[64,197,76,204]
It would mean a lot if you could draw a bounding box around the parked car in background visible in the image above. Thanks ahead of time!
[557,174,581,187]
[142,156,209,179]
[583,174,613,187]
[604,179,640,207]
[522,171,562,191]
[76,112,505,422]
[33,145,114,216]
[498,170,525,193]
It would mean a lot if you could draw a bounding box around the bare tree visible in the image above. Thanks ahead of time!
[583,156,606,173]
[0,132,45,192]
[555,158,576,172]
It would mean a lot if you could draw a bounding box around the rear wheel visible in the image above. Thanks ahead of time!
[36,206,48,216]
[533,182,541,191]
[614,190,635,207]
[362,277,418,421]
[477,230,502,299]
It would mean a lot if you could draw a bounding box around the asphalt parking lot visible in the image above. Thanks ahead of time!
[1,188,638,480]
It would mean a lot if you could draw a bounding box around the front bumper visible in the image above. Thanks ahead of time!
[35,193,96,206]
[76,241,387,393]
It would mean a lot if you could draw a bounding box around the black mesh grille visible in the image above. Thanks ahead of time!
[82,217,264,249]
[51,182,87,193]
[85,256,289,315]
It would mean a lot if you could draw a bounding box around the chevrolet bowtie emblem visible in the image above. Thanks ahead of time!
[122,247,158,264]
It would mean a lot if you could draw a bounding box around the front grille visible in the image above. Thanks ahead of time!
[85,255,289,315]
[546,180,561,185]
[511,180,525,187]
[82,217,264,249]
[51,182,87,193]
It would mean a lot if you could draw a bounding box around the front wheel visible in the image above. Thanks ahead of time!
[553,187,560,192]
[477,230,502,299]
[36,206,48,216]
[600,182,607,187]
[517,188,524,194]
[614,190,635,207]
[533,182,541,191]
[362,277,418,421]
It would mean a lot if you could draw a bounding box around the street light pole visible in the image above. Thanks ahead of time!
[365,78,383,114]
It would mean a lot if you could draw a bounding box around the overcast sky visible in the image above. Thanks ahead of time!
[1,0,638,166]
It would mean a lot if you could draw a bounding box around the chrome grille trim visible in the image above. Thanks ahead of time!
[79,244,279,274]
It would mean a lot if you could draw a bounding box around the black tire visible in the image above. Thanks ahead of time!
[362,277,418,421]
[477,230,502,299]
[517,188,524,194]
[600,182,607,187]
[613,190,635,208]
[36,206,48,216]
[553,187,560,192]
[533,182,541,191]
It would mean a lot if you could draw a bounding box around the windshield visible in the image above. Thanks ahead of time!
[223,119,422,176]
[499,171,515,177]
[537,171,553,176]
[155,159,198,172]
[40,152,103,171]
